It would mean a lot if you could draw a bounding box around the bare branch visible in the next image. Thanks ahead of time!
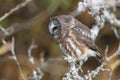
[0,0,32,22]
[28,39,37,64]
[29,52,47,80]
[2,38,25,80]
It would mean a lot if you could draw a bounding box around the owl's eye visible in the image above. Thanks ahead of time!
[49,17,61,36]
[52,26,58,32]
[49,21,59,35]
[52,19,61,32]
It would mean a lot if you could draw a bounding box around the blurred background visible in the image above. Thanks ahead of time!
[0,0,120,80]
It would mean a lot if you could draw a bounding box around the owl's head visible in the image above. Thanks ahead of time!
[49,15,75,42]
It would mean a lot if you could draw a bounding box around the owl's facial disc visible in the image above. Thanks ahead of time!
[49,18,61,36]
[49,22,55,35]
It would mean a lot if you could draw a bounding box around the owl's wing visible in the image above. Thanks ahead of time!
[72,22,98,51]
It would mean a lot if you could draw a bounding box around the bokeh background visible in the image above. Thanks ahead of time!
[0,0,120,80]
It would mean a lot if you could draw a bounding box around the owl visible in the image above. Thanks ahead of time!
[48,15,102,62]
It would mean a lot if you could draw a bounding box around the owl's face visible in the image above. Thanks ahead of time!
[49,15,75,42]
[49,17,62,42]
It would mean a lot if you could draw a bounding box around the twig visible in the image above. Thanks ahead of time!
[11,38,26,80]
[0,0,32,22]
[29,51,47,80]
[28,39,37,64]
[2,38,25,80]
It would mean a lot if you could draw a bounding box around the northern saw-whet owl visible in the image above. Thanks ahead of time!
[49,15,102,62]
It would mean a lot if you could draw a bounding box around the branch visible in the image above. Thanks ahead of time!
[0,0,32,22]
[28,39,37,64]
[0,10,51,39]
[75,0,120,40]
[84,42,120,80]
[2,38,25,80]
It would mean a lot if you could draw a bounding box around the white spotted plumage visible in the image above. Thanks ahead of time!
[66,38,81,58]
[49,15,103,62]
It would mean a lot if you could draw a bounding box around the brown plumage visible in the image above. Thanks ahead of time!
[49,15,102,61]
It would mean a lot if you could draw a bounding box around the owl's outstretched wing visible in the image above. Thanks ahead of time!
[72,22,98,51]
